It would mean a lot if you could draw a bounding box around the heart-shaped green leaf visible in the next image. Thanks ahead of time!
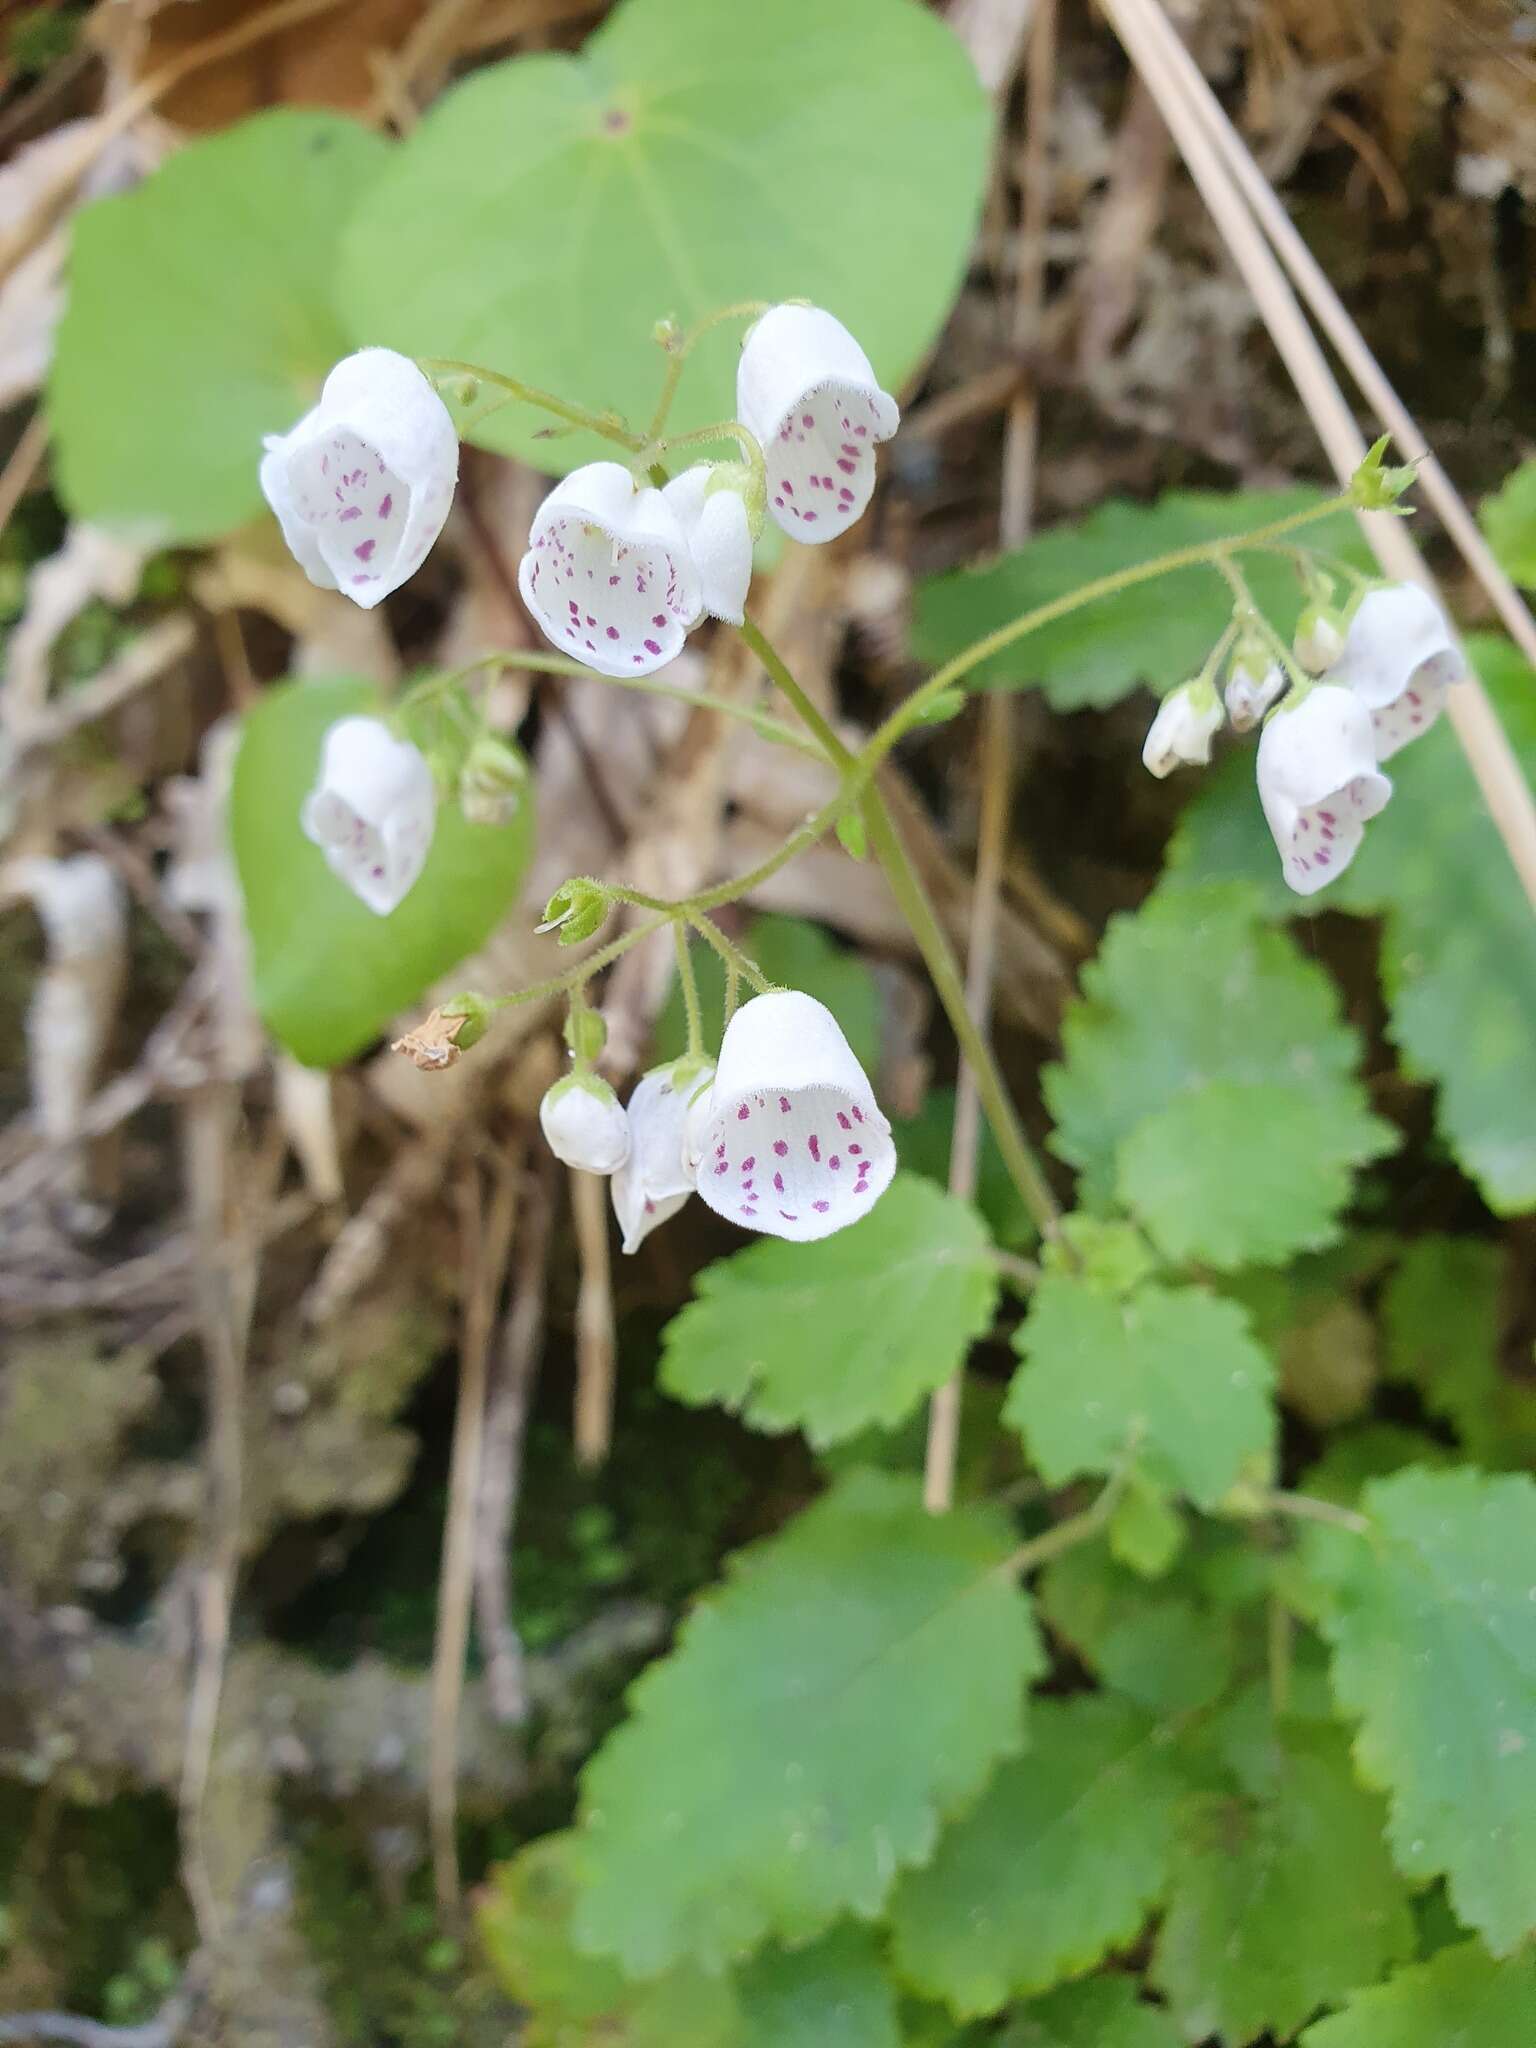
[51,110,389,543]
[230,676,534,1067]
[339,0,990,466]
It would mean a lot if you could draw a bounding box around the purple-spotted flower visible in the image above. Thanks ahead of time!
[301,716,436,916]
[693,991,895,1242]
[610,1058,714,1253]
[540,1073,631,1174]
[660,466,755,625]
[518,462,702,677]
[1329,583,1465,760]
[260,349,458,610]
[1141,679,1223,778]
[1257,686,1392,896]
[736,305,899,544]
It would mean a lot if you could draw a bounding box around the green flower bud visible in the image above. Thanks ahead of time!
[538,877,610,947]
[440,991,493,1051]
[563,1003,607,1063]
[458,731,528,828]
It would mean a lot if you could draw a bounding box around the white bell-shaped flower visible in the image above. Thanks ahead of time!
[610,1058,714,1254]
[518,462,702,677]
[1141,679,1223,778]
[660,466,754,625]
[540,1073,631,1174]
[1257,686,1392,896]
[1223,648,1286,732]
[301,715,436,916]
[260,348,458,611]
[693,991,895,1242]
[1329,583,1465,760]
[736,305,898,544]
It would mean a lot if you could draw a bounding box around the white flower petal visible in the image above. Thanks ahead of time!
[661,466,754,624]
[1224,656,1286,732]
[1331,583,1465,761]
[736,305,898,545]
[1294,609,1346,674]
[540,1074,631,1174]
[1142,682,1223,777]
[610,1058,711,1253]
[260,348,458,610]
[300,715,436,916]
[1257,686,1392,897]
[518,461,703,677]
[694,991,895,1242]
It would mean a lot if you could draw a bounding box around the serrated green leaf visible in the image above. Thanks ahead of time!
[339,0,989,470]
[1300,1940,1536,2048]
[912,490,1367,709]
[1381,1239,1536,1467]
[1162,636,1536,1214]
[230,677,534,1066]
[1005,1272,1276,1508]
[1302,1466,1536,1954]
[1116,1081,1393,1273]
[1480,462,1536,587]
[1298,1424,1453,1510]
[477,1834,743,2048]
[51,111,389,541]
[1151,1723,1414,2043]
[737,1926,900,2048]
[1038,1546,1238,1717]
[1045,885,1391,1265]
[573,1469,1043,1975]
[888,1696,1186,2017]
[1108,1471,1187,1579]
[654,914,882,1076]
[1003,1977,1182,2048]
[661,1176,999,1447]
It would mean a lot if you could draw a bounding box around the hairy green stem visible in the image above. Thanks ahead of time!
[421,357,643,449]
[686,910,771,995]
[674,924,704,1057]
[739,616,853,768]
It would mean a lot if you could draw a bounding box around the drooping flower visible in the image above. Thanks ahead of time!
[1223,645,1286,732]
[660,466,755,625]
[610,1058,714,1253]
[736,305,899,544]
[1329,582,1465,760]
[301,716,436,916]
[540,1073,631,1174]
[1142,679,1223,778]
[1256,686,1392,896]
[693,991,895,1242]
[518,462,702,677]
[260,348,458,610]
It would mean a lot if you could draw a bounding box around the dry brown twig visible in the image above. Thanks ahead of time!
[570,1163,617,1469]
[927,0,1058,1513]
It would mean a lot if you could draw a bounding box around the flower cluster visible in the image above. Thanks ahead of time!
[1141,581,1465,896]
[539,992,896,1249]
[261,306,898,922]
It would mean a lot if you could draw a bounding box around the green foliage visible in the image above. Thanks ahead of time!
[229,677,533,1066]
[51,111,389,540]
[736,1926,901,2048]
[1301,1467,1536,1954]
[572,1469,1042,1975]
[1006,1271,1276,1508]
[654,914,882,1074]
[340,0,990,469]
[893,1087,1036,1248]
[1479,461,1536,587]
[1039,1545,1238,1716]
[1150,1723,1414,2043]
[1004,1978,1181,2048]
[1163,635,1536,1213]
[887,1696,1186,2015]
[1299,1940,1536,2048]
[661,1175,999,1446]
[1380,1238,1536,1467]
[911,490,1367,708]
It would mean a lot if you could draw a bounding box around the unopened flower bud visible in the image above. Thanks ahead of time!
[1224,641,1286,732]
[539,878,610,947]
[1141,679,1223,778]
[458,731,528,827]
[563,1003,607,1064]
[540,1073,630,1173]
[611,1058,713,1254]
[1294,605,1346,674]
